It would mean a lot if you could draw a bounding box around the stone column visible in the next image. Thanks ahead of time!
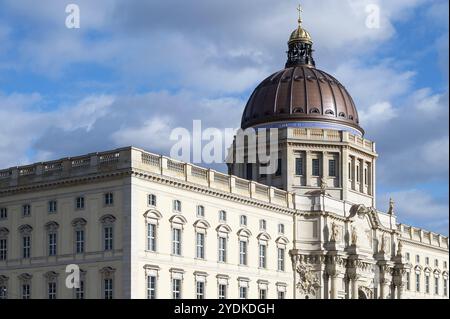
[379,278,391,299]
[351,277,359,299]
[396,283,404,299]
[322,151,329,181]
[330,274,338,299]
[305,151,312,186]
[341,147,349,199]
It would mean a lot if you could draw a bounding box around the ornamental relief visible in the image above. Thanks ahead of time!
[295,263,320,297]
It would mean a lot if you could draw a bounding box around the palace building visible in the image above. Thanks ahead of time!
[0,10,448,299]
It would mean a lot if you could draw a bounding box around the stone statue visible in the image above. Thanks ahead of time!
[397,240,403,256]
[330,222,339,242]
[380,234,386,253]
[320,177,328,194]
[351,226,358,246]
[388,198,395,215]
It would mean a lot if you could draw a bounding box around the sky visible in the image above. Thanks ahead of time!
[0,0,448,234]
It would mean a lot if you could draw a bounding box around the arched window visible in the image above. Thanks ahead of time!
[18,273,32,299]
[325,110,335,116]
[43,271,58,299]
[310,108,320,114]
[339,112,346,118]
[100,267,115,299]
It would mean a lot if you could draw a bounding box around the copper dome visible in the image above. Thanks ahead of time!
[241,9,364,136]
[241,66,364,135]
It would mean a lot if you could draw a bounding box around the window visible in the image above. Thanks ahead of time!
[104,278,113,299]
[425,275,430,294]
[75,280,85,299]
[173,200,182,212]
[259,288,267,299]
[0,286,7,299]
[48,282,57,299]
[148,194,157,207]
[312,159,320,176]
[406,252,410,261]
[0,239,7,261]
[416,255,420,263]
[435,277,439,295]
[278,291,285,299]
[246,163,253,180]
[348,162,352,180]
[22,204,31,217]
[48,232,57,256]
[239,286,247,299]
[275,158,282,176]
[356,165,360,182]
[240,215,247,226]
[218,237,227,262]
[218,284,227,299]
[75,196,85,209]
[259,244,267,268]
[364,168,368,185]
[219,210,227,222]
[444,261,448,269]
[239,241,247,266]
[444,278,448,296]
[22,284,31,299]
[278,223,285,234]
[48,200,57,213]
[406,272,410,290]
[416,273,420,292]
[104,193,114,206]
[278,248,285,271]
[0,208,7,220]
[147,223,157,252]
[435,259,439,267]
[259,219,267,231]
[196,205,205,218]
[172,279,181,299]
[147,276,156,299]
[329,159,336,177]
[295,158,303,176]
[196,233,205,259]
[22,235,31,259]
[196,281,205,299]
[172,228,182,256]
[104,226,113,251]
[425,257,430,265]
[75,230,84,254]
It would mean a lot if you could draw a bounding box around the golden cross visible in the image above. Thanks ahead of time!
[297,4,303,25]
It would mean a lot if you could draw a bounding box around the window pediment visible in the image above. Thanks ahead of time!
[169,214,187,226]
[237,228,252,238]
[18,224,33,234]
[0,227,9,237]
[193,219,211,230]
[71,218,87,228]
[45,221,60,231]
[144,209,163,221]
[99,214,116,225]
[257,232,271,242]
[275,235,289,245]
[18,273,32,281]
[216,224,232,234]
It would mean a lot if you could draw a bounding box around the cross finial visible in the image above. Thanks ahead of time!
[297,4,303,26]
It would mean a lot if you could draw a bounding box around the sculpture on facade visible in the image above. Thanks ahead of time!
[397,240,403,256]
[351,226,358,246]
[330,222,339,242]
[388,198,395,215]
[380,234,386,253]
[296,263,319,297]
[320,177,328,194]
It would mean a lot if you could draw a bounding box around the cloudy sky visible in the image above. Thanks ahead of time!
[0,0,448,234]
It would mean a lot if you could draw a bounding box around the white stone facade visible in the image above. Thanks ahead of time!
[0,143,448,299]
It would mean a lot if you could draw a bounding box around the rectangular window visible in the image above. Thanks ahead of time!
[22,284,31,299]
[23,235,31,259]
[75,281,84,299]
[172,279,181,299]
[329,159,337,177]
[173,200,182,212]
[75,196,85,209]
[259,244,267,268]
[22,204,31,217]
[356,165,360,182]
[218,284,227,299]
[278,224,285,234]
[104,193,114,206]
[312,159,320,176]
[275,158,282,176]
[435,277,439,295]
[259,219,267,231]
[239,286,247,299]
[196,205,205,217]
[172,228,182,256]
[278,248,285,271]
[104,226,113,251]
[0,285,7,299]
[348,162,352,180]
[278,291,285,299]
[259,288,267,299]
[240,215,247,226]
[219,210,227,222]
[196,232,205,259]
[246,163,253,180]
[75,230,84,254]
[425,257,430,265]
[406,272,410,290]
[48,282,57,299]
[0,239,7,261]
[48,233,57,256]
[425,275,430,294]
[406,252,410,261]
[295,158,303,176]
[416,255,420,263]
[218,237,227,262]
[416,274,420,292]
[147,276,156,299]
[148,194,157,207]
[196,281,205,299]
[0,208,7,219]
[239,240,247,266]
[444,279,448,296]
[104,279,113,299]
[147,223,157,252]
[48,201,57,213]
[435,259,439,267]
[364,168,368,185]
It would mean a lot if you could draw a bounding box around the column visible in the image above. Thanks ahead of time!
[330,275,338,299]
[342,147,349,200]
[351,278,359,299]
[322,151,329,181]
[305,151,312,186]
[396,284,404,299]
[353,158,358,192]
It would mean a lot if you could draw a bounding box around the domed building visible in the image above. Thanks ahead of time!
[228,11,376,208]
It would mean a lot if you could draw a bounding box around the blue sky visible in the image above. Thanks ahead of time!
[0,0,448,234]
